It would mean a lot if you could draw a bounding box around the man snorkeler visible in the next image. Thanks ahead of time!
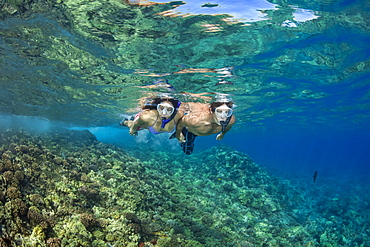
[175,99,236,155]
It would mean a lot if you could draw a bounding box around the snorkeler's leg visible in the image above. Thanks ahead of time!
[180,128,197,155]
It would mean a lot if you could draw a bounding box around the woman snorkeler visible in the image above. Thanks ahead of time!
[120,97,183,136]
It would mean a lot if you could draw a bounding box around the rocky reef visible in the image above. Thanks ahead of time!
[0,128,369,246]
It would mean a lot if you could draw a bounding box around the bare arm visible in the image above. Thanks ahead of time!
[216,116,236,140]
[175,117,186,143]
[129,117,143,136]
[129,111,155,136]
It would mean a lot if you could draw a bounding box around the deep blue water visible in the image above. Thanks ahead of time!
[81,123,370,182]
[223,129,370,179]
[2,111,369,183]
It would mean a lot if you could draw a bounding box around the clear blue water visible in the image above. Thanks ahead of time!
[1,0,370,245]
[1,0,369,182]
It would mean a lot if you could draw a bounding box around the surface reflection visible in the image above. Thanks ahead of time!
[1,0,368,130]
[126,0,319,26]
[135,66,235,86]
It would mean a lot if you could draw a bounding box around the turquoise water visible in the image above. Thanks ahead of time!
[1,0,370,245]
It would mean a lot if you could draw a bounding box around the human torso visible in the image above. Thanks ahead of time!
[148,114,176,134]
[182,108,236,136]
[138,110,177,134]
[183,112,222,136]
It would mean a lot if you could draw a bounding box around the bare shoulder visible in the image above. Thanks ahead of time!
[139,110,158,122]
[188,102,210,112]
[229,115,236,125]
[182,111,211,126]
[174,111,184,122]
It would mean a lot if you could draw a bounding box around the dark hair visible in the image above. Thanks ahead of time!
[210,101,234,112]
[143,97,180,110]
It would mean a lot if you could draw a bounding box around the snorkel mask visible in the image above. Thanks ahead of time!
[214,104,233,120]
[158,100,181,128]
[213,103,233,132]
[211,94,234,132]
[157,102,175,117]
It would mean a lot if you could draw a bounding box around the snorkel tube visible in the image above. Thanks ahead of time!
[219,116,231,132]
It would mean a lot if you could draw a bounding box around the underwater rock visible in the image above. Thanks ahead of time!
[27,206,47,228]
[15,145,29,154]
[2,171,14,184]
[46,237,62,247]
[78,185,99,200]
[28,194,45,206]
[7,198,27,216]
[79,213,99,229]
[28,225,46,246]
[13,170,25,183]
[5,187,21,200]
[0,237,11,247]
[127,222,141,234]
[124,212,141,224]
[200,214,214,227]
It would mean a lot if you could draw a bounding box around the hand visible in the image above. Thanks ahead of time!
[216,133,224,140]
[178,134,186,143]
[129,129,138,136]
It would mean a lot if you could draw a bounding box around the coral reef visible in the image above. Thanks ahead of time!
[0,128,369,246]
[127,144,370,246]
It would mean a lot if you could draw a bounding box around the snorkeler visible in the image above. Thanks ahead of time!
[120,97,183,136]
[175,99,236,155]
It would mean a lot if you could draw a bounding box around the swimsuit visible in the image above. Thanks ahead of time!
[148,115,176,134]
[133,101,181,134]
[132,110,177,134]
[181,127,197,155]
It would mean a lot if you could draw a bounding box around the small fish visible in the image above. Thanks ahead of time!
[313,171,318,183]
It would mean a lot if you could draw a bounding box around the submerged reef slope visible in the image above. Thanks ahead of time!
[128,146,370,247]
[0,128,369,246]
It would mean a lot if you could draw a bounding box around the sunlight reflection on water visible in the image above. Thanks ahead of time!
[127,0,319,25]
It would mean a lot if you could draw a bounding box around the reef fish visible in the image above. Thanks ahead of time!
[313,171,318,183]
